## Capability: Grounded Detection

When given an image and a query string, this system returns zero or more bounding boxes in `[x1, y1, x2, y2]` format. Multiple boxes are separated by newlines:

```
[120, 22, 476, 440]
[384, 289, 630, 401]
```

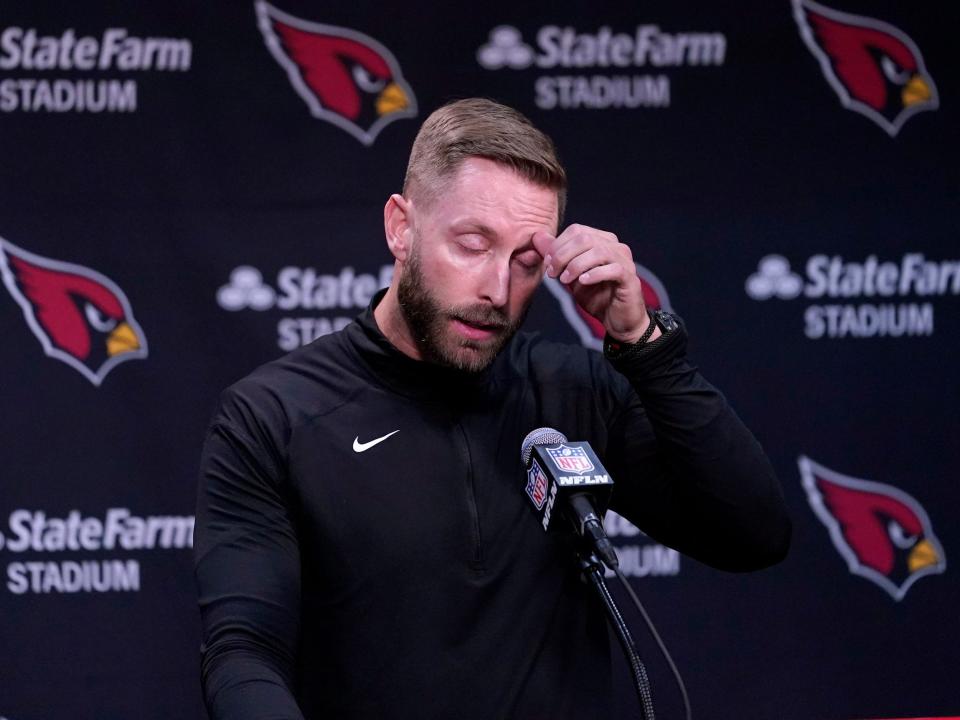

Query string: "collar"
[342, 288, 497, 401]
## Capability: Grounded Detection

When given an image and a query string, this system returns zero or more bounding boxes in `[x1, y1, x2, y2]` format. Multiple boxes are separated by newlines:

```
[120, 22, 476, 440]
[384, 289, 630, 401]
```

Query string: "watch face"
[655, 311, 678, 333]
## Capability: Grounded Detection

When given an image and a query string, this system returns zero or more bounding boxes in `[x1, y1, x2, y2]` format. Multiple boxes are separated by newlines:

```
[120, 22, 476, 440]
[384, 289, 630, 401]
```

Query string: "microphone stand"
[577, 548, 656, 720]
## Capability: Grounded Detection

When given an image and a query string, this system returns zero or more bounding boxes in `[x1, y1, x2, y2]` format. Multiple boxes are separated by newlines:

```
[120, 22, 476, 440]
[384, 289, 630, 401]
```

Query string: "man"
[195, 98, 791, 719]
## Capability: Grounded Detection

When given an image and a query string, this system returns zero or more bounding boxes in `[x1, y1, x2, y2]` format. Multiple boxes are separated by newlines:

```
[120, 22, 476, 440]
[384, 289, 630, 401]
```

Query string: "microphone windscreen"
[520, 427, 568, 467]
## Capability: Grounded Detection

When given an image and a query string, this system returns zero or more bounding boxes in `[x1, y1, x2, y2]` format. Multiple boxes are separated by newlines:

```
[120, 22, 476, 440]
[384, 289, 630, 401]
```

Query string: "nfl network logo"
[546, 444, 595, 473]
[526, 462, 549, 510]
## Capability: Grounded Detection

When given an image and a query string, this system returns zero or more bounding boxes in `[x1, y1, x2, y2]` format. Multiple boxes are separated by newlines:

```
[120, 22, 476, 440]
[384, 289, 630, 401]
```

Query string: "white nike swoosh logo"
[353, 430, 400, 453]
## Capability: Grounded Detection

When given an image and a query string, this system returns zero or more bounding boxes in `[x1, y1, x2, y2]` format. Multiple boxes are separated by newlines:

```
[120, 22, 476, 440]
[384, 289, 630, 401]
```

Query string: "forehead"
[434, 157, 559, 234]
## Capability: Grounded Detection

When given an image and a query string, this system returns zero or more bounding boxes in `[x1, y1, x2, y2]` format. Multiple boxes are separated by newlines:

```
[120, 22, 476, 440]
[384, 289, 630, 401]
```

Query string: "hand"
[532, 225, 659, 344]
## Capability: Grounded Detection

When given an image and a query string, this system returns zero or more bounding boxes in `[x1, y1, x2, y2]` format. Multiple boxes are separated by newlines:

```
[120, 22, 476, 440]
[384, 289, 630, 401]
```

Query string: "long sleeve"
[603, 325, 792, 572]
[194, 388, 305, 719]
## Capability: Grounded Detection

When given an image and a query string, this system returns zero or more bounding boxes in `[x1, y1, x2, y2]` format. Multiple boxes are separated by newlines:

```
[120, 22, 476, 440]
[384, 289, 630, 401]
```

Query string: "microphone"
[520, 427, 619, 569]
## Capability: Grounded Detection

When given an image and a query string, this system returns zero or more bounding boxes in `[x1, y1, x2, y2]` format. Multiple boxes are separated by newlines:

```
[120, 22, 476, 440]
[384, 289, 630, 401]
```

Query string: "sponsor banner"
[746, 253, 958, 339]
[603, 511, 680, 579]
[216, 263, 393, 350]
[0, 507, 194, 595]
[0, 25, 191, 113]
[476, 23, 725, 110]
[798, 456, 946, 600]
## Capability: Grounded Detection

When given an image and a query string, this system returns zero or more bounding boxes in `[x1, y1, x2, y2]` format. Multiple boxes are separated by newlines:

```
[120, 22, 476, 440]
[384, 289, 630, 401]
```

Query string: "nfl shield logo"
[546, 444, 595, 473]
[526, 461, 549, 510]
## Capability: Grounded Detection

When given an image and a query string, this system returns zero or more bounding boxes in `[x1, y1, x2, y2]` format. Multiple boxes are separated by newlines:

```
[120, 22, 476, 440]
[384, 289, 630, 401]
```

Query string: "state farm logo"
[0, 238, 148, 385]
[793, 0, 938, 136]
[0, 26, 191, 113]
[745, 256, 803, 300]
[216, 263, 393, 350]
[476, 23, 725, 110]
[477, 27, 534, 70]
[0, 507, 193, 595]
[799, 456, 946, 600]
[256, 1, 417, 145]
[745, 253, 958, 339]
[217, 267, 276, 311]
[545, 262, 672, 350]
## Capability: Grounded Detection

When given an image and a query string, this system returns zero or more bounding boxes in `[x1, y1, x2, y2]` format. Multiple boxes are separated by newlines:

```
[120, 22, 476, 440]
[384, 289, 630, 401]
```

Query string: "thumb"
[531, 230, 555, 259]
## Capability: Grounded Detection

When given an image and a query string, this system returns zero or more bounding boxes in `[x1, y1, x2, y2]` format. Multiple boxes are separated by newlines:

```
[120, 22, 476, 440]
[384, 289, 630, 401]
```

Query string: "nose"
[479, 256, 510, 309]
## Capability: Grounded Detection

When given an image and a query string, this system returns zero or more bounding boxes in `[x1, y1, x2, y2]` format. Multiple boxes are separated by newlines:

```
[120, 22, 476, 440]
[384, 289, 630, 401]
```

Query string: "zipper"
[453, 420, 484, 572]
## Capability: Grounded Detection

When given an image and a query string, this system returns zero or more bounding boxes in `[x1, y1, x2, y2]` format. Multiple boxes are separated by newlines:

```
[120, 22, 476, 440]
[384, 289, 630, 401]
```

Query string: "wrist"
[608, 311, 660, 348]
[603, 310, 685, 366]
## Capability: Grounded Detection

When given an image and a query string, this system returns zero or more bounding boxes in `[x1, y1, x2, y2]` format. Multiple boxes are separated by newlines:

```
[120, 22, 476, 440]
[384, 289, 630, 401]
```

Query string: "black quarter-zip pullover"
[195, 292, 791, 719]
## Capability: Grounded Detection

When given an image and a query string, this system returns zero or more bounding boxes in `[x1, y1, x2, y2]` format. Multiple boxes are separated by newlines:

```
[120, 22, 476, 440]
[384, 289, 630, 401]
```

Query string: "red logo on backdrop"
[255, 1, 418, 145]
[0, 238, 148, 386]
[544, 262, 672, 351]
[792, 0, 938, 136]
[798, 455, 946, 601]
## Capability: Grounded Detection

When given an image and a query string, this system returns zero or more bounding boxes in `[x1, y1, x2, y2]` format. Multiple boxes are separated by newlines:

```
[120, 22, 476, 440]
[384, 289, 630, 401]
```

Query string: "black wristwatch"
[603, 310, 686, 368]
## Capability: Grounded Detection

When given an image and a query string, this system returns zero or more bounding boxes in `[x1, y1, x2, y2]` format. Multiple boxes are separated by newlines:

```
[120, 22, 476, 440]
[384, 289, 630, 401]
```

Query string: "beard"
[397, 243, 529, 373]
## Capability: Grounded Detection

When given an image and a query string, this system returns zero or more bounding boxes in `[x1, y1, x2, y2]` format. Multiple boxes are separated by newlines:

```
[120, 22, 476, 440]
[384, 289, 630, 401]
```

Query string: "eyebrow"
[452, 220, 497, 237]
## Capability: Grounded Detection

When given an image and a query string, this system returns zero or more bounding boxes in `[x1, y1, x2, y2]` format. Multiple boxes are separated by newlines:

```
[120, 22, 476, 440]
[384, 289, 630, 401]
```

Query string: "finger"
[531, 230, 555, 255]
[549, 236, 596, 279]
[531, 231, 556, 269]
[574, 262, 628, 286]
[550, 226, 618, 277]
[557, 246, 617, 284]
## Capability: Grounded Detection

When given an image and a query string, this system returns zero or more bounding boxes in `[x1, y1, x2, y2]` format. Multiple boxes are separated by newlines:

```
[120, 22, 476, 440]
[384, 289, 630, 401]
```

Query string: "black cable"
[582, 557, 656, 719]
[613, 567, 692, 720]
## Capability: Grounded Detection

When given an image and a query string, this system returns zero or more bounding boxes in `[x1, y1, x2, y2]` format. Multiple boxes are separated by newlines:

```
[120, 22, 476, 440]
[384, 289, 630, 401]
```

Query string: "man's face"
[397, 157, 558, 372]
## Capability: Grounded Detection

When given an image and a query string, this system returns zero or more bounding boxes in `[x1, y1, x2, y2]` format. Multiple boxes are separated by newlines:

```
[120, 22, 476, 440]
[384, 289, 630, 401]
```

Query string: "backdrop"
[0, 1, 956, 718]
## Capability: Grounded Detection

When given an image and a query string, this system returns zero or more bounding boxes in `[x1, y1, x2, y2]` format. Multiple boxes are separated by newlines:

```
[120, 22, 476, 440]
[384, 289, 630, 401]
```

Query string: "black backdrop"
[1, 1, 957, 718]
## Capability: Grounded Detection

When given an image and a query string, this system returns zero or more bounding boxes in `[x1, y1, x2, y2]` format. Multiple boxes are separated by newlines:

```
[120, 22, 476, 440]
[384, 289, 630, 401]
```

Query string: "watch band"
[603, 310, 688, 373]
[634, 313, 660, 346]
[603, 310, 672, 355]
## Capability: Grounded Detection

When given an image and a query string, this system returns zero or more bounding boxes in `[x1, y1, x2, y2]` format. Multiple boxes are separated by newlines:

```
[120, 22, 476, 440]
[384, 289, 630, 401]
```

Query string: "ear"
[384, 193, 413, 262]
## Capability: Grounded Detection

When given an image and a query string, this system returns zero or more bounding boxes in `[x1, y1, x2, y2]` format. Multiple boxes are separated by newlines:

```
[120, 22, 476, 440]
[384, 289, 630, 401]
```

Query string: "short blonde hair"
[403, 98, 567, 225]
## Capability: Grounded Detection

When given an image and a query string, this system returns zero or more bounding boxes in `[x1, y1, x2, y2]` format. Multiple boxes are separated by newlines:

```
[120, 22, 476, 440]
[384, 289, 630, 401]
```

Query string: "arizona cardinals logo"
[0, 238, 148, 386]
[798, 455, 946, 600]
[544, 263, 672, 351]
[255, 1, 417, 145]
[792, 0, 938, 136]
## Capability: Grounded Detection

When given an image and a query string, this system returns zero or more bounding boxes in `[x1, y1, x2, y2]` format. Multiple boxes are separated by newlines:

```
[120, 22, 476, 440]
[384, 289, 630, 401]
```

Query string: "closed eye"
[513, 249, 542, 272]
[456, 235, 489, 253]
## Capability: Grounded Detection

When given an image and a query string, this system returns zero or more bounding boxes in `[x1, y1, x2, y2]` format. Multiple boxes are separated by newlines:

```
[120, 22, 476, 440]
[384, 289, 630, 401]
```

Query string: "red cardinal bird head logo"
[798, 456, 946, 600]
[792, 0, 938, 136]
[544, 263, 672, 351]
[256, 1, 417, 145]
[0, 239, 148, 386]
